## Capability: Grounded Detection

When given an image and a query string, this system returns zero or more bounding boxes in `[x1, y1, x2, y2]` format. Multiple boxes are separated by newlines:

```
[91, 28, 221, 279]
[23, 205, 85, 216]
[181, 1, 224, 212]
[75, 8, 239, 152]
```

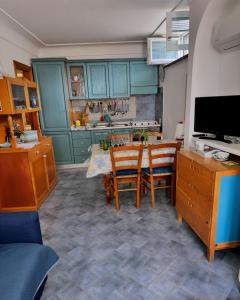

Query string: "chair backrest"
[136, 131, 163, 143]
[147, 131, 163, 140]
[146, 131, 163, 144]
[108, 133, 133, 145]
[110, 144, 143, 176]
[148, 142, 181, 172]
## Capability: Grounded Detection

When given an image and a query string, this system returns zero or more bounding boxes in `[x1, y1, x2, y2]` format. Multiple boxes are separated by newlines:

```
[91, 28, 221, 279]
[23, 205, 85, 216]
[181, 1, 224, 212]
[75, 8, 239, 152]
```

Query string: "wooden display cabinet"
[0, 77, 41, 115]
[0, 76, 57, 212]
[0, 76, 42, 147]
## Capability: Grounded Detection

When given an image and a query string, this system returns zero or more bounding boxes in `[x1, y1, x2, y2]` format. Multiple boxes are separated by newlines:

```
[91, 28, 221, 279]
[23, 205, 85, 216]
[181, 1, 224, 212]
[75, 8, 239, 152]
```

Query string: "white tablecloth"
[86, 142, 178, 178]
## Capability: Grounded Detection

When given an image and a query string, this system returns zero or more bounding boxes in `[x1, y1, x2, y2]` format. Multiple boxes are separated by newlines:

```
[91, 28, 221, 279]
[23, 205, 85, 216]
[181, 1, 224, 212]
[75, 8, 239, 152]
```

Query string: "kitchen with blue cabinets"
[32, 58, 160, 165]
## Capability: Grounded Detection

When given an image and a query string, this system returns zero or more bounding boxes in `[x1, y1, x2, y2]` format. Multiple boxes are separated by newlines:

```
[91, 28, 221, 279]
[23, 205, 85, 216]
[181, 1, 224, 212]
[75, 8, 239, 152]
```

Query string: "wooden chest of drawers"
[176, 150, 240, 261]
[0, 137, 57, 212]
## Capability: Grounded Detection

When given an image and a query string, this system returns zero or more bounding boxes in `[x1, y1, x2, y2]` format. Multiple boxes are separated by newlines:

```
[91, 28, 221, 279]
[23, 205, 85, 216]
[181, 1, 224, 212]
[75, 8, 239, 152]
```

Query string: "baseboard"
[57, 163, 88, 170]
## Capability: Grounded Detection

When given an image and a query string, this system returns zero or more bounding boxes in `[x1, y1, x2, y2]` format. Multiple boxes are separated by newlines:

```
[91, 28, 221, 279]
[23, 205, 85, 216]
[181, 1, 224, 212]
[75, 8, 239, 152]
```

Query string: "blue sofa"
[0, 212, 58, 300]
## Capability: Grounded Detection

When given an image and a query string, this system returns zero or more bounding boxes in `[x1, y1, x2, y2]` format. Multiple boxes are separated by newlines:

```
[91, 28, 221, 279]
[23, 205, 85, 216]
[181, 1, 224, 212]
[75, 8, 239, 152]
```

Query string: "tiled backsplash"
[136, 95, 156, 121]
[70, 94, 158, 122]
[71, 97, 136, 122]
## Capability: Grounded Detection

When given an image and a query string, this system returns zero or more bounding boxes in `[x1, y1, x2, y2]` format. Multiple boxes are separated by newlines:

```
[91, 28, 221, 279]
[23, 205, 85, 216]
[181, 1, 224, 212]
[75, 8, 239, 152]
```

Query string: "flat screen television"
[194, 95, 240, 143]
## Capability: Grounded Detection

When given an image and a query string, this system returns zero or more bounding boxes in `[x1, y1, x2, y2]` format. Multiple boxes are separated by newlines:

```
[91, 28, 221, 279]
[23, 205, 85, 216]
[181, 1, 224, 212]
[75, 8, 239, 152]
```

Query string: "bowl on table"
[212, 151, 230, 161]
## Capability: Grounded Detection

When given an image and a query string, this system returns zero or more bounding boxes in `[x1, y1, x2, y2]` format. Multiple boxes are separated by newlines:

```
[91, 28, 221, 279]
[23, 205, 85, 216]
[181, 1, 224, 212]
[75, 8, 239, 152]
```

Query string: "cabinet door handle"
[36, 151, 40, 155]
[43, 154, 47, 158]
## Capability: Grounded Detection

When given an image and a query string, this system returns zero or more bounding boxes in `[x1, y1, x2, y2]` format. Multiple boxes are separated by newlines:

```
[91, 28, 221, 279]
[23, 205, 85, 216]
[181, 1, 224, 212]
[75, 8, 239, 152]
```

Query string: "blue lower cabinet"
[72, 131, 91, 139]
[72, 139, 92, 150]
[43, 131, 73, 165]
[91, 130, 110, 144]
[71, 131, 92, 164]
[74, 155, 89, 164]
[73, 145, 91, 156]
[111, 128, 132, 134]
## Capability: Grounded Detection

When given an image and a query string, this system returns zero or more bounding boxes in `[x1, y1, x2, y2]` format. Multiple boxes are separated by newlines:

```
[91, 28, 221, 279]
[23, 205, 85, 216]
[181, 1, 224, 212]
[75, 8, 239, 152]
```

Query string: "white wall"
[161, 57, 188, 139]
[37, 42, 146, 59]
[0, 11, 39, 76]
[0, 10, 146, 77]
[184, 0, 240, 146]
[184, 0, 210, 147]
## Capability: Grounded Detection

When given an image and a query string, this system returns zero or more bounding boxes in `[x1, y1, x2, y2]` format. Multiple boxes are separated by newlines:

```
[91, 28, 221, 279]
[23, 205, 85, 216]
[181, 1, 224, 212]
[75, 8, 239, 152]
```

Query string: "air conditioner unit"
[213, 5, 240, 52]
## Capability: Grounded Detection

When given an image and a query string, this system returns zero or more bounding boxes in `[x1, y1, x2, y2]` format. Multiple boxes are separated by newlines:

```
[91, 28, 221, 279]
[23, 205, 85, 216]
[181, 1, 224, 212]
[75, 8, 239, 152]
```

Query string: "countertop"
[71, 124, 161, 131]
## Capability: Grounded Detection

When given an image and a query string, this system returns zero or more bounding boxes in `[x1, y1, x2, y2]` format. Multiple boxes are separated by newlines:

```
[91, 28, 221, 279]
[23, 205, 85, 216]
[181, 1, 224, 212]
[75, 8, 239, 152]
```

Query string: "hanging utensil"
[122, 100, 124, 115]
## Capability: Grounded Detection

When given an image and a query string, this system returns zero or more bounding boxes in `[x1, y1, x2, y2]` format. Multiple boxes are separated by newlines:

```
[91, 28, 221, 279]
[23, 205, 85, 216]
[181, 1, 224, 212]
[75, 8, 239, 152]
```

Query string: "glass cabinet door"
[68, 64, 88, 99]
[11, 84, 27, 110]
[28, 87, 39, 108]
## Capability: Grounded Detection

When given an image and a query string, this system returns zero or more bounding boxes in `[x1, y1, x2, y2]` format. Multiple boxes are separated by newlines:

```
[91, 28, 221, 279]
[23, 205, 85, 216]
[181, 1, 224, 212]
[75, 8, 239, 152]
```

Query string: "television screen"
[194, 96, 240, 137]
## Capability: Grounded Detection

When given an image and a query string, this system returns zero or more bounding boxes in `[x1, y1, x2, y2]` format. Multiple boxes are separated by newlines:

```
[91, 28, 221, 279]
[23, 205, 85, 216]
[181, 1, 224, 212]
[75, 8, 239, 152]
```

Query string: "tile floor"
[40, 168, 240, 300]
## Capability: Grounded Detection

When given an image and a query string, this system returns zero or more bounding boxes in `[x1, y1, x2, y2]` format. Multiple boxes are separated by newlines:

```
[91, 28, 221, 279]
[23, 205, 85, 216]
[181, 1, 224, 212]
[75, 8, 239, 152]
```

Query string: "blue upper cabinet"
[109, 61, 130, 98]
[67, 63, 88, 99]
[32, 61, 70, 131]
[130, 60, 158, 95]
[87, 62, 109, 99]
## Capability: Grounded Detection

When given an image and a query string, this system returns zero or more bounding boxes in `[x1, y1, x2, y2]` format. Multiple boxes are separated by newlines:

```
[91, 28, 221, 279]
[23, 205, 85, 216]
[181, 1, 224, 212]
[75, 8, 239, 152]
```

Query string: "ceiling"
[0, 0, 188, 46]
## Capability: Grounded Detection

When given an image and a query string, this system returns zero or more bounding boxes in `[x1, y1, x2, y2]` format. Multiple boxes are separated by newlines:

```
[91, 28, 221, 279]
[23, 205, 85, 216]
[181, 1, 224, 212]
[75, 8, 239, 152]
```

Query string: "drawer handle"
[43, 154, 47, 158]
[188, 183, 194, 190]
[193, 166, 199, 173]
[36, 151, 40, 155]
[46, 144, 50, 147]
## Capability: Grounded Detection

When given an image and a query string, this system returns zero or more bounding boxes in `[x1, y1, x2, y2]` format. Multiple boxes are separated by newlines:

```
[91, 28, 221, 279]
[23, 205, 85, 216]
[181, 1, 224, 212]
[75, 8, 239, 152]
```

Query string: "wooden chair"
[135, 131, 163, 143]
[110, 145, 143, 210]
[141, 142, 181, 208]
[108, 132, 133, 145]
[146, 131, 163, 140]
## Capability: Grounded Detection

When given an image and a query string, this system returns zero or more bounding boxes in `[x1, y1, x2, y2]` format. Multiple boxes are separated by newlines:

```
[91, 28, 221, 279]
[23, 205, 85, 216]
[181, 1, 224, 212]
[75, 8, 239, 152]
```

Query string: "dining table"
[86, 141, 178, 205]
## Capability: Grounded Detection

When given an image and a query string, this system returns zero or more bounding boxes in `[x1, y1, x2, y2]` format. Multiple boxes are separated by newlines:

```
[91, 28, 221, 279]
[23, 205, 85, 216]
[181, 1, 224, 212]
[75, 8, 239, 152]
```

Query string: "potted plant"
[135, 129, 148, 145]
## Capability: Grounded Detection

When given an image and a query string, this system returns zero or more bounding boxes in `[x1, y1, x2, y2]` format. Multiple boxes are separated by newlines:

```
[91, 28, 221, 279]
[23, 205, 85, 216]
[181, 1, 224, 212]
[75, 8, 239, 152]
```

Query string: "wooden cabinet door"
[45, 147, 56, 187]
[31, 155, 48, 204]
[0, 153, 36, 210]
[32, 61, 70, 131]
[109, 61, 130, 98]
[87, 62, 109, 99]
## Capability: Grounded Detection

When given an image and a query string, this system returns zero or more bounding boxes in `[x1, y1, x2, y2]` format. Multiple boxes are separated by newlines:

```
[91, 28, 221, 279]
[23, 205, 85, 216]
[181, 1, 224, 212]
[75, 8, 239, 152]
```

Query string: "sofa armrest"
[0, 212, 43, 244]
